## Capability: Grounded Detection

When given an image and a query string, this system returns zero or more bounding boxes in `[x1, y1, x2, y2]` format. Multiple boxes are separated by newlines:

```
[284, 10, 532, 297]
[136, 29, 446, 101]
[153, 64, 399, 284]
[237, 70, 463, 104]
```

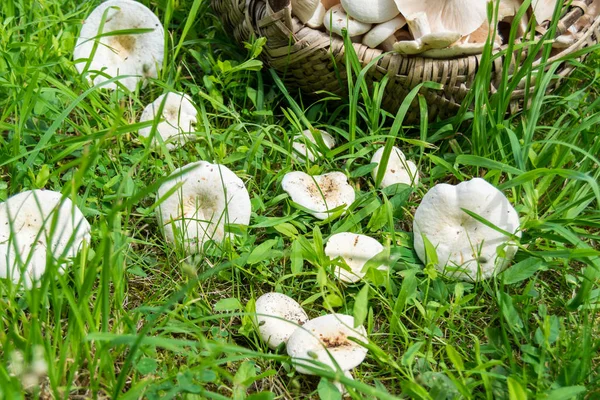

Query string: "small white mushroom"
[340, 0, 400, 24]
[393, 0, 488, 36]
[292, 129, 336, 162]
[286, 314, 368, 375]
[393, 13, 461, 55]
[362, 15, 407, 49]
[138, 92, 197, 150]
[254, 292, 309, 349]
[413, 178, 521, 282]
[282, 171, 355, 220]
[325, 232, 388, 283]
[323, 4, 372, 37]
[0, 190, 91, 286]
[156, 161, 251, 254]
[371, 146, 419, 188]
[73, 0, 165, 91]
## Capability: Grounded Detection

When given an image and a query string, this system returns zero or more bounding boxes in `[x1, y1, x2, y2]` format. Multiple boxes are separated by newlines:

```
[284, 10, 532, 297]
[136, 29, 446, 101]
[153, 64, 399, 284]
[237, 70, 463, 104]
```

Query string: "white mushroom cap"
[0, 190, 91, 286]
[254, 292, 309, 349]
[306, 2, 328, 28]
[393, 0, 488, 36]
[340, 0, 400, 24]
[286, 314, 368, 374]
[255, 292, 308, 349]
[325, 232, 388, 283]
[292, 129, 336, 162]
[532, 0, 559, 22]
[323, 5, 372, 37]
[138, 92, 198, 150]
[73, 0, 164, 91]
[362, 15, 407, 48]
[413, 178, 521, 281]
[281, 171, 355, 220]
[292, 0, 322, 24]
[156, 161, 251, 254]
[371, 146, 419, 188]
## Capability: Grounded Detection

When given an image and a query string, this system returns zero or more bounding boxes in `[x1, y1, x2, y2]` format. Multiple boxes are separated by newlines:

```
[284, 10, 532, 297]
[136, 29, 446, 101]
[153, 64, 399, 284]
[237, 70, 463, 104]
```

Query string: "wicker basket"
[212, 0, 599, 121]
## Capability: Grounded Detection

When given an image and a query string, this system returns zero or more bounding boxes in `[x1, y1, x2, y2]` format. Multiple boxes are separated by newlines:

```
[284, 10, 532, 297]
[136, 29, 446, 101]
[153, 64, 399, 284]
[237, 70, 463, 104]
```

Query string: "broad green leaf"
[446, 345, 465, 372]
[502, 258, 545, 285]
[247, 239, 277, 265]
[507, 377, 528, 400]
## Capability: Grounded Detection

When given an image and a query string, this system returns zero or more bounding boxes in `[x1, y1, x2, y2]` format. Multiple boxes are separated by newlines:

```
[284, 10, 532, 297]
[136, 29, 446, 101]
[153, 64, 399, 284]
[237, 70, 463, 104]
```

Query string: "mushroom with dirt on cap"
[0, 190, 91, 287]
[138, 92, 198, 150]
[286, 313, 368, 375]
[156, 161, 251, 255]
[325, 232, 389, 283]
[412, 178, 521, 281]
[281, 171, 355, 220]
[73, 0, 165, 91]
[253, 292, 309, 349]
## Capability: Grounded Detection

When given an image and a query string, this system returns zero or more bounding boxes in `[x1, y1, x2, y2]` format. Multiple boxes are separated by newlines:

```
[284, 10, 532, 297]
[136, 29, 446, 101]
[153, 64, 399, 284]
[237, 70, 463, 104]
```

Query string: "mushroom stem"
[333, 370, 354, 397]
[407, 12, 431, 39]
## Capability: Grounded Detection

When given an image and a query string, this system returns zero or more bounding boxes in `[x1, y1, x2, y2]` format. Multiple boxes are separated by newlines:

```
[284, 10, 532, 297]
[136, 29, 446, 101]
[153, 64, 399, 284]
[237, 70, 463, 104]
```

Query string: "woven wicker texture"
[212, 0, 599, 121]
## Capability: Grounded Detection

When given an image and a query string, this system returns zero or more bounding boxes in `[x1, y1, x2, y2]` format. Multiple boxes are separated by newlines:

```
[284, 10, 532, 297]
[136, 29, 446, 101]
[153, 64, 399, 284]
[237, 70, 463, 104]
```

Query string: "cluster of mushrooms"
[1, 0, 524, 393]
[291, 0, 599, 56]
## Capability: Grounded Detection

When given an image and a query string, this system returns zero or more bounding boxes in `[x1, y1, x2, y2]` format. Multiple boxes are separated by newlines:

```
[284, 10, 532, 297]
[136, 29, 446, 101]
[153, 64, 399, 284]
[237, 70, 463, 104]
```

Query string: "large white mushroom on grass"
[412, 178, 521, 281]
[156, 161, 251, 255]
[73, 0, 165, 91]
[286, 314, 368, 377]
[325, 232, 388, 283]
[138, 92, 198, 149]
[281, 171, 355, 220]
[0, 190, 91, 287]
[253, 292, 309, 349]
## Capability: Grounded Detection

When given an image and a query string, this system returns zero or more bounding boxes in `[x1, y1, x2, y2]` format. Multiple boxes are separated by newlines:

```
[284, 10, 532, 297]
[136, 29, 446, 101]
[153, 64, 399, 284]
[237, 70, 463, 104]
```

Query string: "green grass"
[0, 0, 599, 398]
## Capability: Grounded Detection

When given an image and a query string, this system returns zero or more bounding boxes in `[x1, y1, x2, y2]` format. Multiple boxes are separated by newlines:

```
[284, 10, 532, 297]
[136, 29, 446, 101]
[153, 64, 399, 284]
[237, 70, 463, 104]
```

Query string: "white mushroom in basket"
[73, 0, 165, 91]
[394, 0, 488, 36]
[292, 0, 342, 28]
[422, 21, 503, 58]
[362, 15, 407, 50]
[394, 12, 461, 55]
[324, 4, 372, 37]
[413, 178, 521, 282]
[341, 0, 400, 24]
[281, 171, 355, 220]
[532, 0, 561, 22]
